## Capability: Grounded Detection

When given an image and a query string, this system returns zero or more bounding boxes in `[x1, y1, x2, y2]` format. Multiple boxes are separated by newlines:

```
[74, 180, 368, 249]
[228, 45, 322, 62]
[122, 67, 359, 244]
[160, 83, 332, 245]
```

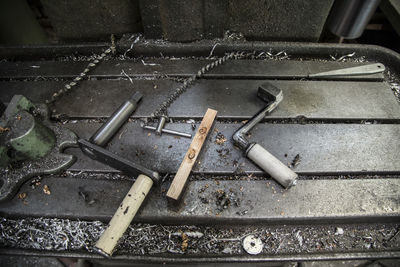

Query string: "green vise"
[0, 95, 77, 201]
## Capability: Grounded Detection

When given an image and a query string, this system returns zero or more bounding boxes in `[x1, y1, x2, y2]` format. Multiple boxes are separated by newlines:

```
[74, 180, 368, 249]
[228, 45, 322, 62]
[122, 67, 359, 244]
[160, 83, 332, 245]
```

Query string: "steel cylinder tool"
[78, 92, 160, 257]
[232, 82, 298, 188]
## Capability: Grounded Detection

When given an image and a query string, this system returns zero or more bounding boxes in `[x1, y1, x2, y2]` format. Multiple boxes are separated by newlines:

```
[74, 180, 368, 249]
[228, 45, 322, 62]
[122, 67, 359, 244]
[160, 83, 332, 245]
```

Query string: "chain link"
[147, 52, 243, 122]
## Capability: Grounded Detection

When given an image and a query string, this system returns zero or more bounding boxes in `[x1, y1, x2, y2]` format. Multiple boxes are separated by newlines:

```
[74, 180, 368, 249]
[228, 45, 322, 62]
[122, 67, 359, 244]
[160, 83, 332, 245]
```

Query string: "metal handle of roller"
[90, 92, 142, 147]
[246, 143, 298, 188]
[94, 174, 153, 257]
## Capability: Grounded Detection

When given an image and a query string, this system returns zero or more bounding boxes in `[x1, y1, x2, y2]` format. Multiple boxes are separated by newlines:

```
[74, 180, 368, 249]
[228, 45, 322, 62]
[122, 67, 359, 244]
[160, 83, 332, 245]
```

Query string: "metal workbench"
[0, 39, 399, 264]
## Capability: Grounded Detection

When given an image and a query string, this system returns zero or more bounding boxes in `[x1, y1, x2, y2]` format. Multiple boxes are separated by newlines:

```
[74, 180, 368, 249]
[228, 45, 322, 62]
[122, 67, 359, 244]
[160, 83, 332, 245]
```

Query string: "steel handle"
[246, 143, 297, 188]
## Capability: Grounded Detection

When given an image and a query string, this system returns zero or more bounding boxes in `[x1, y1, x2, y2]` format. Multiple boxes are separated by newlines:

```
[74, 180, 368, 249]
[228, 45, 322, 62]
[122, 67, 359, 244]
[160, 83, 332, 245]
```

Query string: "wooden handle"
[94, 174, 153, 257]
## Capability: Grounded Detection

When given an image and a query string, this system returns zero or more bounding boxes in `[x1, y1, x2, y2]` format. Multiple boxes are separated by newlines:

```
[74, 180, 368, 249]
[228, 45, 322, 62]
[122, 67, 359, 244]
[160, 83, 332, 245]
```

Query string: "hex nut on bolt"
[242, 235, 263, 255]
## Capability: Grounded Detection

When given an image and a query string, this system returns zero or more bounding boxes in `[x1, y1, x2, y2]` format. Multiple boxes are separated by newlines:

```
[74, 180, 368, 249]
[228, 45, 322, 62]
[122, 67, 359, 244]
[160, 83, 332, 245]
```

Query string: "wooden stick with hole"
[166, 108, 217, 200]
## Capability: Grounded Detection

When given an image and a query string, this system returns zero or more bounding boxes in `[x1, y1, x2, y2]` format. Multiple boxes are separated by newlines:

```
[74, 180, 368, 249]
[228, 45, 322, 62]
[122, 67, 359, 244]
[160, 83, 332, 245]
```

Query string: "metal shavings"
[43, 185, 51, 195]
[295, 230, 303, 246]
[290, 154, 301, 168]
[172, 231, 204, 238]
[223, 30, 245, 41]
[0, 127, 10, 133]
[141, 59, 160, 66]
[330, 52, 356, 62]
[18, 192, 27, 200]
[215, 132, 227, 145]
[0, 217, 399, 256]
[122, 34, 143, 59]
[208, 43, 220, 58]
[335, 227, 344, 235]
[30, 177, 42, 189]
[389, 82, 400, 102]
[180, 231, 189, 251]
[121, 69, 134, 84]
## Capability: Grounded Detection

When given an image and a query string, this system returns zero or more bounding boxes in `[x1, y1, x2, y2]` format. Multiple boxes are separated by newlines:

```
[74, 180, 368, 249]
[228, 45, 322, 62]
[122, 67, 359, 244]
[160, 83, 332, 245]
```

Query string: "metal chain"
[45, 47, 113, 104]
[147, 51, 240, 122]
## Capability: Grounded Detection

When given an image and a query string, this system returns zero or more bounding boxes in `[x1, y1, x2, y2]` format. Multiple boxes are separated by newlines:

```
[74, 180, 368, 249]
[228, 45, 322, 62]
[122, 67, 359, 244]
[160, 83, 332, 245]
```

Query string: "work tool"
[166, 108, 217, 200]
[141, 124, 192, 138]
[0, 95, 77, 202]
[308, 63, 385, 78]
[232, 83, 297, 188]
[78, 92, 160, 257]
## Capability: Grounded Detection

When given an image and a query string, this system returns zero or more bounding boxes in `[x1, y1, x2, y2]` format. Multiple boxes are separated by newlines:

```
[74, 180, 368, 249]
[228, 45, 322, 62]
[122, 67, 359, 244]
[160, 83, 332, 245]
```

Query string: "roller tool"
[232, 82, 298, 188]
[78, 92, 160, 257]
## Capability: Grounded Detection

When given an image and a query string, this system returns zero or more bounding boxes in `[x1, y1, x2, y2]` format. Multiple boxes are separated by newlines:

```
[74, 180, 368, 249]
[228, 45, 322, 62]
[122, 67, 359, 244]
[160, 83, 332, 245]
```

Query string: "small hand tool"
[142, 116, 192, 138]
[78, 92, 160, 257]
[232, 83, 298, 189]
[308, 63, 384, 78]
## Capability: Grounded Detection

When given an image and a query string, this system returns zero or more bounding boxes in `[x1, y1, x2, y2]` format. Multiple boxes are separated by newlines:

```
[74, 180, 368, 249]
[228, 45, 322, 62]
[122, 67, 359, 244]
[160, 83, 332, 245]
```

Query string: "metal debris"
[335, 227, 344, 235]
[121, 69, 134, 84]
[290, 154, 301, 168]
[43, 185, 51, 195]
[389, 82, 400, 102]
[330, 52, 356, 62]
[215, 132, 227, 145]
[0, 217, 399, 256]
[141, 59, 160, 66]
[242, 235, 263, 255]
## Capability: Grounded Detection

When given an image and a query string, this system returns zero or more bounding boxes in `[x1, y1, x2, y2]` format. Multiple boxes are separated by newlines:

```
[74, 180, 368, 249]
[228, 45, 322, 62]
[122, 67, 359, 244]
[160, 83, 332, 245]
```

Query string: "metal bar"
[78, 139, 159, 182]
[89, 92, 142, 146]
[143, 125, 192, 138]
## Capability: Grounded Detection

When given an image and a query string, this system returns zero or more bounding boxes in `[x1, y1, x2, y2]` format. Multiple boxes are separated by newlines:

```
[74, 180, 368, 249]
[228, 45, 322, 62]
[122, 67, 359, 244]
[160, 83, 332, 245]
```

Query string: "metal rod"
[143, 125, 192, 138]
[155, 116, 167, 135]
[89, 92, 142, 146]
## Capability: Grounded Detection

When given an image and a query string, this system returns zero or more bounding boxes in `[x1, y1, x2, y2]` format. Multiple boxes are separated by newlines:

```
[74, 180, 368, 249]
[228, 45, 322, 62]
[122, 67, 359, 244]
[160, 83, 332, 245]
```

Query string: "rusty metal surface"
[0, 176, 399, 224]
[63, 122, 400, 174]
[0, 80, 398, 120]
[0, 60, 384, 80]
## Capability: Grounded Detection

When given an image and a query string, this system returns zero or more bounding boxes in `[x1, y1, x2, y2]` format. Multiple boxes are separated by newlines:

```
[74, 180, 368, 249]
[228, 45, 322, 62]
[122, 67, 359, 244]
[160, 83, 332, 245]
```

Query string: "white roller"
[247, 143, 298, 188]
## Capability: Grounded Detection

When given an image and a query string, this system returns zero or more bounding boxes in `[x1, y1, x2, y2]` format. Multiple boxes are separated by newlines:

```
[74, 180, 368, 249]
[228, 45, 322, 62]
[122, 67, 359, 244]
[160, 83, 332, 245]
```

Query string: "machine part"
[0, 95, 77, 202]
[94, 174, 153, 257]
[155, 115, 167, 135]
[78, 139, 159, 183]
[142, 125, 192, 138]
[327, 0, 381, 39]
[167, 108, 217, 201]
[90, 92, 143, 146]
[6, 110, 56, 160]
[242, 235, 263, 255]
[308, 63, 385, 78]
[232, 83, 298, 188]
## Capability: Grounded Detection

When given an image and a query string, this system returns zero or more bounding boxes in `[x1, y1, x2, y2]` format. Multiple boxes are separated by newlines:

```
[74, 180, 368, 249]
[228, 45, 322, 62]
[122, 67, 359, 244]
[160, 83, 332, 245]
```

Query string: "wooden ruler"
[166, 108, 217, 200]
